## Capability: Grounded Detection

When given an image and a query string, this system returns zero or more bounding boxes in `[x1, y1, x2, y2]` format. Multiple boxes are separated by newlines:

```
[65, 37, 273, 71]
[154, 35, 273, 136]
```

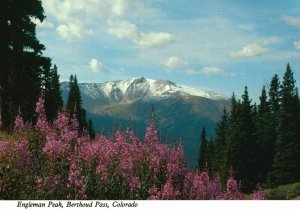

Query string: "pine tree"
[67, 75, 76, 115]
[207, 139, 215, 177]
[213, 108, 229, 185]
[44, 64, 63, 122]
[223, 93, 240, 186]
[198, 127, 208, 171]
[87, 119, 96, 139]
[255, 85, 275, 183]
[269, 74, 280, 114]
[269, 64, 300, 186]
[0, 0, 49, 129]
[227, 88, 257, 192]
[67, 75, 87, 132]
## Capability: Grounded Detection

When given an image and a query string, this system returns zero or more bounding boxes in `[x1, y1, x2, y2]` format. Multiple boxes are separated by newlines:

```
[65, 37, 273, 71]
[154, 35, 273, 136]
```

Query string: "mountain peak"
[61, 77, 227, 104]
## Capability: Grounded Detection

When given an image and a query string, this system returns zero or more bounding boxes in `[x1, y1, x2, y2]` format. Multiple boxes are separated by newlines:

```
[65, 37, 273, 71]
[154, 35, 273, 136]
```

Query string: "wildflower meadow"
[0, 97, 263, 200]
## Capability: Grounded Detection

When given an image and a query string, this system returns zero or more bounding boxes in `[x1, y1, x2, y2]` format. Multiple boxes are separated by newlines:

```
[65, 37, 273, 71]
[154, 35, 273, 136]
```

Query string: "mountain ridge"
[61, 76, 228, 104]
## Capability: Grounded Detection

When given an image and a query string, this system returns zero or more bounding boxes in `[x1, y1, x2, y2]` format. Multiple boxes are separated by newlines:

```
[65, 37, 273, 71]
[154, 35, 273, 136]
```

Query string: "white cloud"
[43, 0, 132, 24]
[31, 18, 54, 29]
[89, 58, 105, 73]
[283, 16, 300, 26]
[201, 66, 225, 75]
[107, 20, 140, 40]
[43, 0, 140, 41]
[138, 32, 173, 48]
[163, 56, 187, 69]
[107, 20, 173, 48]
[294, 40, 300, 50]
[186, 67, 225, 75]
[230, 43, 269, 58]
[56, 23, 91, 41]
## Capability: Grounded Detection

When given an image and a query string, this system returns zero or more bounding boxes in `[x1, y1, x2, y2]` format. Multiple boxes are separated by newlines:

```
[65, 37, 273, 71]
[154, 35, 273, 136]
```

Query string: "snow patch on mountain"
[61, 77, 226, 103]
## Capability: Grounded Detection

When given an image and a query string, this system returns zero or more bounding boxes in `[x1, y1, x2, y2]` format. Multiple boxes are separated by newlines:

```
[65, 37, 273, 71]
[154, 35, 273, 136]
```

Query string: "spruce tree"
[207, 139, 215, 177]
[87, 119, 96, 139]
[0, 0, 49, 129]
[198, 127, 208, 171]
[43, 64, 63, 122]
[269, 74, 280, 114]
[213, 108, 229, 186]
[269, 64, 300, 186]
[224, 93, 241, 186]
[255, 85, 275, 183]
[67, 75, 87, 131]
[227, 88, 257, 192]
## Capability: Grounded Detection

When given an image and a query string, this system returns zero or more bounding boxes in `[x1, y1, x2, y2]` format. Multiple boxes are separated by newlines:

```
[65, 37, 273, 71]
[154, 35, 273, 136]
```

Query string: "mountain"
[61, 77, 230, 166]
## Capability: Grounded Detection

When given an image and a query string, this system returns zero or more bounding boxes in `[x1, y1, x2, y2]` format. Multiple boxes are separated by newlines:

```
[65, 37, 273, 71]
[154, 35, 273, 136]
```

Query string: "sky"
[34, 0, 300, 101]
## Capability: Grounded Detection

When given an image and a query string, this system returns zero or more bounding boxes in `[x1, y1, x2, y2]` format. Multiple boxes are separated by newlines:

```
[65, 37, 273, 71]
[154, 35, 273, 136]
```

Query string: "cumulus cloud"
[294, 40, 300, 50]
[89, 58, 105, 73]
[31, 18, 54, 29]
[107, 20, 174, 48]
[43, 0, 132, 24]
[163, 56, 187, 69]
[56, 23, 91, 41]
[107, 20, 140, 40]
[186, 67, 224, 75]
[138, 32, 174, 48]
[42, 0, 139, 41]
[283, 15, 300, 26]
[230, 43, 269, 58]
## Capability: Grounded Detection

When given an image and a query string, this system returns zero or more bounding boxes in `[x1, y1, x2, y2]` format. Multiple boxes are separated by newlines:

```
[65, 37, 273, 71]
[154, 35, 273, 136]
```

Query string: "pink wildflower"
[67, 156, 87, 199]
[13, 138, 30, 167]
[251, 185, 265, 200]
[43, 138, 68, 158]
[147, 186, 162, 200]
[144, 123, 158, 144]
[161, 180, 181, 200]
[14, 114, 24, 132]
[0, 141, 9, 159]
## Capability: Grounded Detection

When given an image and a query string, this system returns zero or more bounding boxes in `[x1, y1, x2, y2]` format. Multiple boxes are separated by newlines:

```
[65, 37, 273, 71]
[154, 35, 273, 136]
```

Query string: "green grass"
[264, 182, 300, 200]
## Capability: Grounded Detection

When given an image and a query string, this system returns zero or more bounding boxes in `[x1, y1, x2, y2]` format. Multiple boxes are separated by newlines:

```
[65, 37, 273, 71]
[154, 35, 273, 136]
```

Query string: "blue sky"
[34, 0, 300, 100]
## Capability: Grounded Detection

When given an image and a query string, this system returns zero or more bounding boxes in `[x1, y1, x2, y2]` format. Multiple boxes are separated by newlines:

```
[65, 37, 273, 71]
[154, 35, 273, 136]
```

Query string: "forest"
[198, 64, 300, 193]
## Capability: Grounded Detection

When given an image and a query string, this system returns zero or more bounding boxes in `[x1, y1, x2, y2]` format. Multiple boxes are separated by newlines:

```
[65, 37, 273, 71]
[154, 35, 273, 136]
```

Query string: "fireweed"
[0, 97, 264, 200]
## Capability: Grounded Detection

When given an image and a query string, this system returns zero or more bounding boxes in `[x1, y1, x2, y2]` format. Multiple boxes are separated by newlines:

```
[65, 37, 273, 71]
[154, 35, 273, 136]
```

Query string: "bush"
[264, 183, 300, 200]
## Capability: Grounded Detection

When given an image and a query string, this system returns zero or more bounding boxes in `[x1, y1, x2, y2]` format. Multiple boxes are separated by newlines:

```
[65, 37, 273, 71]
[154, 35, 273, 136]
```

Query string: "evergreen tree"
[198, 127, 208, 171]
[213, 108, 229, 185]
[262, 75, 281, 184]
[227, 87, 257, 192]
[207, 139, 215, 177]
[255, 85, 275, 183]
[258, 86, 269, 114]
[223, 93, 240, 185]
[44, 64, 63, 122]
[269, 64, 300, 186]
[269, 74, 280, 114]
[66, 75, 87, 131]
[0, 0, 49, 129]
[87, 119, 96, 139]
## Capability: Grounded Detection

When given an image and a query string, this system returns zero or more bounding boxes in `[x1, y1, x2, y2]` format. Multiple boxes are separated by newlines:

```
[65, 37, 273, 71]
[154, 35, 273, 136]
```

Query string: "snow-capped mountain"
[61, 77, 226, 104]
[61, 77, 230, 166]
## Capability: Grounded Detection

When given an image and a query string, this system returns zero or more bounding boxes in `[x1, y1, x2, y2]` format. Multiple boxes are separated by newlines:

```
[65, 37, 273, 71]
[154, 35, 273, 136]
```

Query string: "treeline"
[198, 64, 300, 192]
[0, 0, 94, 137]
